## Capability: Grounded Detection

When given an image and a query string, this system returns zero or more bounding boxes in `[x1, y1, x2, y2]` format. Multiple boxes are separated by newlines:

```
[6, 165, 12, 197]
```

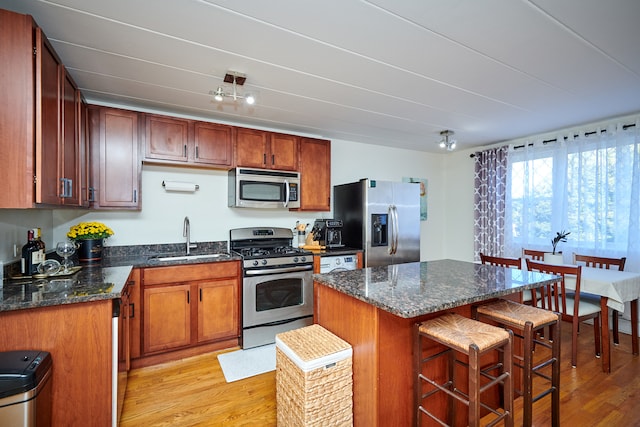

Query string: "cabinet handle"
[183, 144, 187, 157]
[199, 288, 202, 301]
[133, 189, 137, 203]
[129, 303, 135, 319]
[187, 290, 190, 304]
[271, 154, 275, 165]
[195, 146, 199, 159]
[263, 153, 266, 165]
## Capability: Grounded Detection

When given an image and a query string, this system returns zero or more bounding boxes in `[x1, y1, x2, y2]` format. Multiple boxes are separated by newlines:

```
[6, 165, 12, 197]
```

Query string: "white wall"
[0, 136, 459, 263]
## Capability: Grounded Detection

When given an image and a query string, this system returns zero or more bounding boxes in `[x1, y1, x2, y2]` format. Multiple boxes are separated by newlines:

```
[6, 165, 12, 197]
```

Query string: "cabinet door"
[270, 133, 299, 171]
[298, 137, 331, 211]
[60, 69, 81, 206]
[143, 284, 191, 354]
[35, 28, 62, 205]
[235, 128, 269, 168]
[0, 10, 35, 208]
[193, 122, 233, 167]
[90, 106, 140, 209]
[128, 269, 141, 360]
[145, 114, 189, 162]
[197, 279, 239, 343]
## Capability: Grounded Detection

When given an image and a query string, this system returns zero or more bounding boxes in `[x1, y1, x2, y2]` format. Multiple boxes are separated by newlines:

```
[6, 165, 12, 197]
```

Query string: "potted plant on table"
[544, 230, 570, 264]
[67, 221, 114, 262]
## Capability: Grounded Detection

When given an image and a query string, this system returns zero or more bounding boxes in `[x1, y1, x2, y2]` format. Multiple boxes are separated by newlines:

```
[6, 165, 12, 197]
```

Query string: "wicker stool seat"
[414, 313, 514, 427]
[476, 299, 560, 427]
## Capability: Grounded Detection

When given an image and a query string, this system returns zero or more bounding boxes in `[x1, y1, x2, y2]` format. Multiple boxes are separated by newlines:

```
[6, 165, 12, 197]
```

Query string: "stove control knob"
[252, 260, 259, 267]
[261, 259, 268, 265]
[293, 257, 299, 263]
[300, 256, 306, 262]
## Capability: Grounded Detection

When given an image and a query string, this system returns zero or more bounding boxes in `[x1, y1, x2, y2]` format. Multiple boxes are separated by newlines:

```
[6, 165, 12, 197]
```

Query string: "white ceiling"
[3, 0, 640, 152]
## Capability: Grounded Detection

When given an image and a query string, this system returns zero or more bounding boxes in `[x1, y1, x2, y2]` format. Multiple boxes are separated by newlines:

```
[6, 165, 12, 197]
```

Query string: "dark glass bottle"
[21, 229, 38, 275]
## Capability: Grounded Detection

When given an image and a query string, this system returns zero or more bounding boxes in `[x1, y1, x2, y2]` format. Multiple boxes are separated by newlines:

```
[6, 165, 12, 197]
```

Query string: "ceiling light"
[209, 71, 256, 105]
[439, 130, 456, 151]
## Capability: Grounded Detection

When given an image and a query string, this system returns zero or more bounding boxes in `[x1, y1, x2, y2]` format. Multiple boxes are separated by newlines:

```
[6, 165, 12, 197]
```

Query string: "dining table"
[567, 266, 640, 373]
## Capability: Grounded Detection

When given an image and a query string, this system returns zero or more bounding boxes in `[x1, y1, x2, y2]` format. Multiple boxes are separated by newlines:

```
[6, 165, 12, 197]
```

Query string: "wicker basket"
[275, 324, 353, 426]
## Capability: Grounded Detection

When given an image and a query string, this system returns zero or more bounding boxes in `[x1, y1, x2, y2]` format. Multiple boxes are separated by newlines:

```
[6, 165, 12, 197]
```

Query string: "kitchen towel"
[217, 344, 276, 383]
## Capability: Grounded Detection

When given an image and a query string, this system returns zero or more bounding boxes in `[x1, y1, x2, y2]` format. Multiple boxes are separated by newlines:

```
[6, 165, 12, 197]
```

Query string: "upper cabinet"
[88, 106, 141, 210]
[298, 137, 331, 211]
[0, 9, 86, 208]
[235, 128, 298, 171]
[143, 113, 233, 169]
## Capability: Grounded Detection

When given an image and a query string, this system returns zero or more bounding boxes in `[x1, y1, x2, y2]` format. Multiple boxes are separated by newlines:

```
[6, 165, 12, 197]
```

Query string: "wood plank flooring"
[120, 325, 640, 426]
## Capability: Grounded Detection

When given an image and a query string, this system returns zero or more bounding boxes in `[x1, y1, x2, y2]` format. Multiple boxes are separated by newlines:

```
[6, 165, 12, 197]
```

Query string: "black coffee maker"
[313, 219, 344, 248]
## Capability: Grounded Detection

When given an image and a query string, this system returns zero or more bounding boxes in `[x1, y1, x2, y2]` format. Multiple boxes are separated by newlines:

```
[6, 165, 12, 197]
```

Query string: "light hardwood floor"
[121, 325, 640, 426]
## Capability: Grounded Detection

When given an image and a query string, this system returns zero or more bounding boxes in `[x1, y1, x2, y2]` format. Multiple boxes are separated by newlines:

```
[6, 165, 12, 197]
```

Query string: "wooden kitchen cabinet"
[143, 283, 192, 353]
[192, 121, 234, 167]
[144, 113, 190, 162]
[128, 268, 142, 360]
[0, 300, 113, 426]
[139, 261, 241, 363]
[235, 128, 299, 171]
[197, 278, 239, 343]
[143, 113, 234, 168]
[0, 9, 86, 208]
[89, 105, 141, 209]
[298, 137, 331, 211]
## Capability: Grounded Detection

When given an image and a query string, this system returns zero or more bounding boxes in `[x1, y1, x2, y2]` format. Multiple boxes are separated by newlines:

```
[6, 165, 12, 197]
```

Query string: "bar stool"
[475, 299, 560, 427]
[414, 313, 514, 427]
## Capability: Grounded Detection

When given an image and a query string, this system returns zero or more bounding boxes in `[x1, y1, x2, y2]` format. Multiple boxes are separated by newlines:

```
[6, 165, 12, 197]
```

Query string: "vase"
[543, 252, 564, 264]
[77, 238, 104, 263]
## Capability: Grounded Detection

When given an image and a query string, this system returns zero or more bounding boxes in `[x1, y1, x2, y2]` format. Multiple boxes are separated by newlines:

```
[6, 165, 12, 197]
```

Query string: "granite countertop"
[0, 241, 242, 313]
[0, 265, 133, 312]
[313, 259, 558, 319]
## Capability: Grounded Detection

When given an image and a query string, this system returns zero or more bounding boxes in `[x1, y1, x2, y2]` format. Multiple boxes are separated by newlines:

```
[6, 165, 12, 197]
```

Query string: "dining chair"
[522, 248, 545, 261]
[526, 259, 602, 367]
[480, 253, 531, 304]
[573, 254, 627, 344]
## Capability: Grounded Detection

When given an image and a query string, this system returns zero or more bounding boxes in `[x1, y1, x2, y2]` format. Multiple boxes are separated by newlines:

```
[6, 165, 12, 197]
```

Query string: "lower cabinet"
[139, 261, 241, 361]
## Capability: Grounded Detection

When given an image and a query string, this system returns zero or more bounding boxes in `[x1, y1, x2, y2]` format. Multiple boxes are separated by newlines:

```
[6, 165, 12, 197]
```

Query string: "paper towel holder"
[162, 180, 200, 192]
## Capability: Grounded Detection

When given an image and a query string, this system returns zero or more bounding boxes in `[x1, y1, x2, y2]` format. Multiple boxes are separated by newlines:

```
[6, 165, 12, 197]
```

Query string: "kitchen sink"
[151, 253, 232, 262]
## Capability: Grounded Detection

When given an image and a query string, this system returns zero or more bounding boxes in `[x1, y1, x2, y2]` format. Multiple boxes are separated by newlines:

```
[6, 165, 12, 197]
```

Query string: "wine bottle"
[21, 229, 37, 275]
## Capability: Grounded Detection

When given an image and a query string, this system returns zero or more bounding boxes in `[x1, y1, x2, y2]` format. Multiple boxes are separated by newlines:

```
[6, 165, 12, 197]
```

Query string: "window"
[505, 122, 640, 269]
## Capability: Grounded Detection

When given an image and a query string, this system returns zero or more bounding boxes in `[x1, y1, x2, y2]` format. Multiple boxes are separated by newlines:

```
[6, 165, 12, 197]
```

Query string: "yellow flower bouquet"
[67, 221, 114, 240]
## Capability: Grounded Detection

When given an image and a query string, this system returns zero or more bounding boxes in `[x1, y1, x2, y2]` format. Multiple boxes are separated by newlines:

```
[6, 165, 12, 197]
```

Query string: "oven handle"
[245, 315, 312, 329]
[245, 265, 313, 275]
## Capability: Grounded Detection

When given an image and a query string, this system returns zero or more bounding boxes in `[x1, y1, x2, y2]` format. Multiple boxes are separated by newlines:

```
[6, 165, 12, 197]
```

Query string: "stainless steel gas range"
[230, 227, 314, 349]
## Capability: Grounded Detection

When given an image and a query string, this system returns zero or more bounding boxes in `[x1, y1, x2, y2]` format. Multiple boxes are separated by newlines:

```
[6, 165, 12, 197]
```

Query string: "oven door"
[243, 269, 312, 327]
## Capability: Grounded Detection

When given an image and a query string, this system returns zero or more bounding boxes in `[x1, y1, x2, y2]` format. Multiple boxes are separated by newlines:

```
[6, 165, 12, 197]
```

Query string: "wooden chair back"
[480, 253, 522, 269]
[525, 259, 583, 320]
[572, 254, 626, 271]
[522, 248, 545, 261]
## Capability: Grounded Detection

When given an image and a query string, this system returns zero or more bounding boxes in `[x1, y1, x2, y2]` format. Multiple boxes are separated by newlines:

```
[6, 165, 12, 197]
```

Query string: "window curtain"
[505, 119, 640, 272]
[473, 145, 508, 260]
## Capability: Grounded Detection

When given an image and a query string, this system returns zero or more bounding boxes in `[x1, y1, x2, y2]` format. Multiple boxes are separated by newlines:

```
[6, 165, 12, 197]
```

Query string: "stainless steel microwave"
[228, 167, 301, 209]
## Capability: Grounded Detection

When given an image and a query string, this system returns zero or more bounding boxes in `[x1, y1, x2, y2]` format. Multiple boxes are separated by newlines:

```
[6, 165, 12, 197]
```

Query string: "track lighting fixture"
[209, 71, 255, 105]
[439, 130, 456, 151]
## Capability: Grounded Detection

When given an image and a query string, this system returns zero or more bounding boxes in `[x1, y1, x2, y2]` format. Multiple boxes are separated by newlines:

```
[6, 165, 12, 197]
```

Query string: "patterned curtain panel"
[473, 146, 508, 260]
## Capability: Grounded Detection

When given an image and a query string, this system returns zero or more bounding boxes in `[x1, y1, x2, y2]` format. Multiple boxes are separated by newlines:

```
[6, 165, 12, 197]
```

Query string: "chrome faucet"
[183, 216, 197, 255]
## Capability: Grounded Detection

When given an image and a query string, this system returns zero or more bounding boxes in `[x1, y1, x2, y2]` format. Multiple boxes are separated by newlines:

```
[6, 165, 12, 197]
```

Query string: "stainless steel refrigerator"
[334, 178, 420, 267]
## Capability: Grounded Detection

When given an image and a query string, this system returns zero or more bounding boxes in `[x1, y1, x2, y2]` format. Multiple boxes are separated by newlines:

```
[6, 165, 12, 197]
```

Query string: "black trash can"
[0, 351, 52, 427]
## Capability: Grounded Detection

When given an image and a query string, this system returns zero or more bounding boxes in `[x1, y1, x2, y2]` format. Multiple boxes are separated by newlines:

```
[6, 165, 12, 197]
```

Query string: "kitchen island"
[313, 259, 558, 426]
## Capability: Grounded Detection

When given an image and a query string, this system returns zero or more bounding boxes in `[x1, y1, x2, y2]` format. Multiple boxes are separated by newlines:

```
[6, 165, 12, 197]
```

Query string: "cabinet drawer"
[143, 261, 239, 285]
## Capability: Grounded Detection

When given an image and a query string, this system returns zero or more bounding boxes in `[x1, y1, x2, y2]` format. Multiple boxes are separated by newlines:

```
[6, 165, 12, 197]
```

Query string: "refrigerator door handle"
[390, 205, 399, 254]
